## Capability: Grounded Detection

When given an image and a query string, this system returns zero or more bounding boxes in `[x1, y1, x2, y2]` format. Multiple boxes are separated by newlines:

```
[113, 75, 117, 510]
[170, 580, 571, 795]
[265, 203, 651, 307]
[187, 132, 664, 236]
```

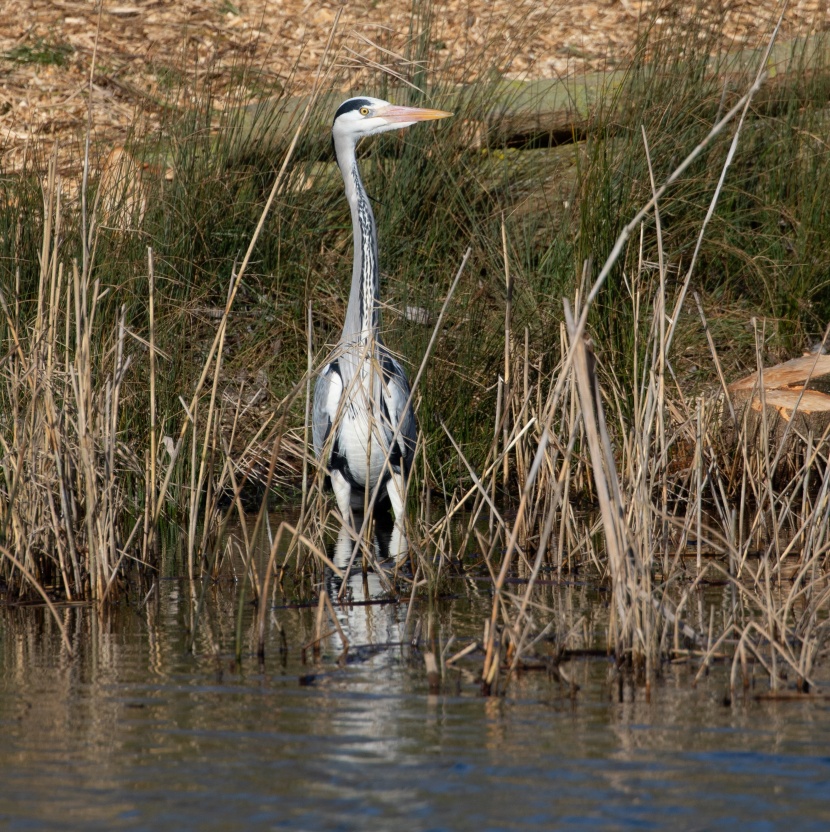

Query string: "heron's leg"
[331, 470, 353, 524]
[385, 472, 406, 521]
[385, 473, 409, 562]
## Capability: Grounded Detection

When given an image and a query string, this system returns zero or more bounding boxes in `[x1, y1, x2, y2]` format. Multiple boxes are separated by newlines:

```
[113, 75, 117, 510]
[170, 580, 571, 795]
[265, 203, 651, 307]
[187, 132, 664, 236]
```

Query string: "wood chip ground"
[1, 1, 828, 173]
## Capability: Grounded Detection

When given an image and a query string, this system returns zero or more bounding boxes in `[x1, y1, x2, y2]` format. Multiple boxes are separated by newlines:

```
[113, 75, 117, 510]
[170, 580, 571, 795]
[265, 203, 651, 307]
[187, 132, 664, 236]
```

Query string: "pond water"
[1, 522, 830, 831]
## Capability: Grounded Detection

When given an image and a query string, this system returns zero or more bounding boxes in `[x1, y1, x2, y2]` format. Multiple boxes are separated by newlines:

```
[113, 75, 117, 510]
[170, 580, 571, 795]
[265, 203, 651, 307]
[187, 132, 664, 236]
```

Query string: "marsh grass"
[1, 5, 830, 694]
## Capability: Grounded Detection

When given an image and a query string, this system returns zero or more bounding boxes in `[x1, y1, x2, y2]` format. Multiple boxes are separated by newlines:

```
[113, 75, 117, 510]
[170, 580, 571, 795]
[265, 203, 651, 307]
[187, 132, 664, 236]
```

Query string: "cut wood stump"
[727, 355, 830, 451]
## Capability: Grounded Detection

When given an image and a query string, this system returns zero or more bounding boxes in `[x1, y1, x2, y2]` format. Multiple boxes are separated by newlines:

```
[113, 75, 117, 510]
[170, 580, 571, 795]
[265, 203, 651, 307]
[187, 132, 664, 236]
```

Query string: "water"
[2, 531, 830, 831]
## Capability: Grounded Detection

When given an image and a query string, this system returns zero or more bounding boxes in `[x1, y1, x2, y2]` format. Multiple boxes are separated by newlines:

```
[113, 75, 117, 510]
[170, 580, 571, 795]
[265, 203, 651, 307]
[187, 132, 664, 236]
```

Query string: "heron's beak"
[375, 104, 453, 124]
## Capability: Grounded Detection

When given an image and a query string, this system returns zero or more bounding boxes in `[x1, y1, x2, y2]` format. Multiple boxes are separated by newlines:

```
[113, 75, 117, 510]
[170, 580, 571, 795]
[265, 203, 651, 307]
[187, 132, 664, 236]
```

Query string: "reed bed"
[0, 6, 829, 694]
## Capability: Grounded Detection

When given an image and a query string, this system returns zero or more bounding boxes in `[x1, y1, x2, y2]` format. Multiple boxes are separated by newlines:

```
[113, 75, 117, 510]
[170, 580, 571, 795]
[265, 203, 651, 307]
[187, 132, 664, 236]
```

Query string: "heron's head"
[332, 96, 452, 145]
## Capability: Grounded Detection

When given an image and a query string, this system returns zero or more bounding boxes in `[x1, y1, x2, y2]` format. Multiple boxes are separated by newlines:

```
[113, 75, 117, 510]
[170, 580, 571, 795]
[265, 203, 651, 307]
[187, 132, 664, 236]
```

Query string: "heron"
[312, 96, 452, 533]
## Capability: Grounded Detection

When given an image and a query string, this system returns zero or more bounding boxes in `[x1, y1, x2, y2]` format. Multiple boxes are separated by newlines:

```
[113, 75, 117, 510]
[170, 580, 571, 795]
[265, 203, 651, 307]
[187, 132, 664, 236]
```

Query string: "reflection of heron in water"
[327, 514, 397, 598]
[323, 517, 405, 650]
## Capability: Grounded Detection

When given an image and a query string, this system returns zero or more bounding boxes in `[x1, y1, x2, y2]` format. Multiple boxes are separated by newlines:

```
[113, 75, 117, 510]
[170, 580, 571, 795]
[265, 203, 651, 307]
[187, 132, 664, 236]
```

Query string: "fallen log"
[229, 34, 830, 157]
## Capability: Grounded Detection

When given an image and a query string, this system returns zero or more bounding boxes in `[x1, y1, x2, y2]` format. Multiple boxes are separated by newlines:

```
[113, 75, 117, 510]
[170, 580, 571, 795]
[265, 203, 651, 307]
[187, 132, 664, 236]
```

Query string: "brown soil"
[1, 1, 827, 173]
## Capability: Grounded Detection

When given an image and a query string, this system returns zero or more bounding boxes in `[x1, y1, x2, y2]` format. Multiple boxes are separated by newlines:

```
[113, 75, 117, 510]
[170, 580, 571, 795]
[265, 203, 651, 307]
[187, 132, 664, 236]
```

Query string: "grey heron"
[312, 96, 452, 530]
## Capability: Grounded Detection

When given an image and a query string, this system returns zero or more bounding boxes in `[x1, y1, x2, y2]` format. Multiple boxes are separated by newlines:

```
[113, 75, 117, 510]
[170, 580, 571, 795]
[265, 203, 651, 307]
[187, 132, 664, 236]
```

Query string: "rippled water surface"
[2, 536, 830, 831]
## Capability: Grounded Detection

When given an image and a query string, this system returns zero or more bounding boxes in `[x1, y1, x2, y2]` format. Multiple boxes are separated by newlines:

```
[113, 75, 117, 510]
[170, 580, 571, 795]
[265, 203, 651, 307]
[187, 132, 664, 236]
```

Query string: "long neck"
[335, 134, 380, 344]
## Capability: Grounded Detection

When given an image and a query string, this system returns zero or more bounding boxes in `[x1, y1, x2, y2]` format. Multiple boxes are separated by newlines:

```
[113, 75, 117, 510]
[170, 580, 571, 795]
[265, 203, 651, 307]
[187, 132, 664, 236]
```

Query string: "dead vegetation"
[0, 4, 829, 701]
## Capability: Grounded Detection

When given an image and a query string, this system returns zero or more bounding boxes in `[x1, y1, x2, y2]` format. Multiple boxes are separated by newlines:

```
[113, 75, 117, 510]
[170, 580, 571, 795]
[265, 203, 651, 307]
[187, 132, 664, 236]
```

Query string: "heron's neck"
[335, 136, 380, 345]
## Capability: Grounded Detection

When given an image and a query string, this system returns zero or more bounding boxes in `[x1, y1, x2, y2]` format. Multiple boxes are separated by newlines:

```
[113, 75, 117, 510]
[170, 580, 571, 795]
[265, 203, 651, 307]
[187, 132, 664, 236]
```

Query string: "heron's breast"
[336, 404, 389, 486]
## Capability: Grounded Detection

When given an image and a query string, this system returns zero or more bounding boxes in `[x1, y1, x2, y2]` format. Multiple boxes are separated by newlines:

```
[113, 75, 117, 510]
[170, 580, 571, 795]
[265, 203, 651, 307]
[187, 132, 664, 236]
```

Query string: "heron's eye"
[359, 106, 370, 116]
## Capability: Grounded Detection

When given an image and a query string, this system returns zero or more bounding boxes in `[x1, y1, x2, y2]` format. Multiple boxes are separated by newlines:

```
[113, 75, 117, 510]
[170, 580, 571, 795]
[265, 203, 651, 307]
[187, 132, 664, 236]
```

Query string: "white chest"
[337, 389, 389, 487]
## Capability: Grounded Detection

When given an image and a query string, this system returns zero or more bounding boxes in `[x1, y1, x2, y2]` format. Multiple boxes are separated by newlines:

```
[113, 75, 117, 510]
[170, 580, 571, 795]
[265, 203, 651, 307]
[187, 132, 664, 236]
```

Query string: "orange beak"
[374, 104, 453, 124]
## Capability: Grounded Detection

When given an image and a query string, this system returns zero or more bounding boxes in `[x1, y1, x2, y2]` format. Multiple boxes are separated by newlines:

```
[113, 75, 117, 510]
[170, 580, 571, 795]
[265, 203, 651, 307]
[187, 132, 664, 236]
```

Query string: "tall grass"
[1, 5, 830, 693]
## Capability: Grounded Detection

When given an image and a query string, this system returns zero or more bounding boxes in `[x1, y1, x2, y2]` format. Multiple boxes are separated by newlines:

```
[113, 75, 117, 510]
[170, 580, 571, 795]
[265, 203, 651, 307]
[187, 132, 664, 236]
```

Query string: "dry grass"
[0, 152, 143, 619]
[1, 5, 829, 703]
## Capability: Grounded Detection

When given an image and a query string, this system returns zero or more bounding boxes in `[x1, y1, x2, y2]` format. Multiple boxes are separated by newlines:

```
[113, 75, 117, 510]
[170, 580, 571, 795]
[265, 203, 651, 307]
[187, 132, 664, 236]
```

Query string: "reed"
[1, 3, 829, 697]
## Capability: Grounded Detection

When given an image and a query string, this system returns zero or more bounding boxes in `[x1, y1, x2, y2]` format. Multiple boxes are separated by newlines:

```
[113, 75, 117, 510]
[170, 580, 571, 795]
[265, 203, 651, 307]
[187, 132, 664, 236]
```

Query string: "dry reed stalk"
[299, 301, 314, 521]
[304, 592, 344, 661]
[491, 375, 502, 537]
[162, 16, 351, 647]
[143, 248, 157, 565]
[565, 302, 645, 656]
[502, 216, 512, 492]
[186, 268, 236, 580]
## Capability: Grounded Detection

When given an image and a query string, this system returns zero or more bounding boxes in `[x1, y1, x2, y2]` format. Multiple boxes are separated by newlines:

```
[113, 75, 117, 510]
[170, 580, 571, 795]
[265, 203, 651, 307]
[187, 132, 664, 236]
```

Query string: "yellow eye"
[359, 106, 370, 116]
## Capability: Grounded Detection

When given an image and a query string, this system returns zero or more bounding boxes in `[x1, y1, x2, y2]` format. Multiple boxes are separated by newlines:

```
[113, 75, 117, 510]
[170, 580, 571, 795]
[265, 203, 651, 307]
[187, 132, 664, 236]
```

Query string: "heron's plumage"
[312, 96, 450, 522]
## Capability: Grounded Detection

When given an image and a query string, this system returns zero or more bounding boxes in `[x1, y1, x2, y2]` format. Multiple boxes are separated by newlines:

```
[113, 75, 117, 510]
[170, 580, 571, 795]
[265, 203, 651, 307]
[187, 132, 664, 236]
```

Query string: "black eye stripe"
[334, 98, 374, 122]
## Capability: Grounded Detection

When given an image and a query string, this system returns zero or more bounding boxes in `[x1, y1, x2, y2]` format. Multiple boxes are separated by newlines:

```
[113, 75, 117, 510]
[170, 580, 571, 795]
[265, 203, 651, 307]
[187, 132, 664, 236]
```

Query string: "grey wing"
[381, 352, 417, 477]
[312, 360, 343, 460]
